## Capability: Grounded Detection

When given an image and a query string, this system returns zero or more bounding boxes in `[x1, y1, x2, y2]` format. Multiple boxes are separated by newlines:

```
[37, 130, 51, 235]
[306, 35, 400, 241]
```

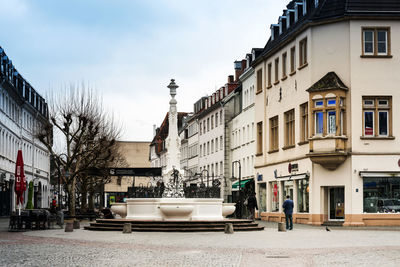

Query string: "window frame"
[290, 46, 296, 74]
[284, 109, 295, 149]
[267, 63, 272, 88]
[256, 121, 263, 155]
[269, 116, 279, 153]
[362, 96, 392, 138]
[361, 27, 391, 57]
[299, 102, 309, 144]
[256, 69, 263, 93]
[299, 38, 308, 68]
[274, 58, 279, 85]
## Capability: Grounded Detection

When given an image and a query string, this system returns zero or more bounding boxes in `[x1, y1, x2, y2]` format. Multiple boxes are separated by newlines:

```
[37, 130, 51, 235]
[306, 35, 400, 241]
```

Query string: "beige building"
[104, 141, 151, 205]
[253, 0, 400, 226]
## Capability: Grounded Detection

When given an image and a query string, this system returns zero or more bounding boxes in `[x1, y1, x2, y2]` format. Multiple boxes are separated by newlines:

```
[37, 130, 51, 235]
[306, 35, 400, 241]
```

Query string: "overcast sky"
[0, 0, 287, 141]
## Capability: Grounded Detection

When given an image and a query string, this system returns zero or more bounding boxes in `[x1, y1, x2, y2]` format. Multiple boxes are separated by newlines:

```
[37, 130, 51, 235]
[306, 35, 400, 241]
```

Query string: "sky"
[0, 0, 288, 141]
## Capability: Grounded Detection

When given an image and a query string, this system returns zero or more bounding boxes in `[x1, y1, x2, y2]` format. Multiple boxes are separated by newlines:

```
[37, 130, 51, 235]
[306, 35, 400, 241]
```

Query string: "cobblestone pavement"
[1, 218, 400, 266]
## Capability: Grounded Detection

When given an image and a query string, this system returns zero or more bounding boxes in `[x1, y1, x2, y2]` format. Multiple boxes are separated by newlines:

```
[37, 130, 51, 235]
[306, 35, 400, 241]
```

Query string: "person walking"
[246, 193, 258, 221]
[282, 195, 294, 230]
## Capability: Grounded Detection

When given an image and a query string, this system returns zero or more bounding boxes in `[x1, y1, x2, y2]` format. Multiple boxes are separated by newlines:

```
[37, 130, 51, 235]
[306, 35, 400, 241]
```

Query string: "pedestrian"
[282, 195, 294, 230]
[246, 193, 258, 221]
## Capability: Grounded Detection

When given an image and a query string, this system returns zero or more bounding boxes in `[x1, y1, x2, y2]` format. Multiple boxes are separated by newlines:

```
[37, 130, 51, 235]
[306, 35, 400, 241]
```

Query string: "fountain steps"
[84, 219, 264, 232]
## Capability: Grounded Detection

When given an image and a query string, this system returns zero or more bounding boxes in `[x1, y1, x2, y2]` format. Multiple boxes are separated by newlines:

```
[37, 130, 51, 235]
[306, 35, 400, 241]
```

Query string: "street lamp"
[232, 160, 242, 218]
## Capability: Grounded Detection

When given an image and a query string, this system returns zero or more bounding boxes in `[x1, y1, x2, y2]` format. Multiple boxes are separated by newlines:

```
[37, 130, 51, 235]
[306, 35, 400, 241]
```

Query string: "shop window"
[269, 116, 279, 152]
[284, 109, 295, 148]
[297, 179, 309, 213]
[362, 96, 392, 138]
[363, 177, 400, 213]
[256, 121, 263, 155]
[283, 180, 293, 200]
[258, 183, 267, 212]
[271, 181, 279, 212]
[362, 27, 391, 57]
[300, 102, 308, 143]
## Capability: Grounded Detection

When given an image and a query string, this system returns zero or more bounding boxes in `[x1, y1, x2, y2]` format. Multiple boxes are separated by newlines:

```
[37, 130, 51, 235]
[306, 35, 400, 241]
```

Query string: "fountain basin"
[160, 204, 194, 221]
[125, 198, 224, 221]
[222, 203, 236, 217]
[111, 203, 127, 218]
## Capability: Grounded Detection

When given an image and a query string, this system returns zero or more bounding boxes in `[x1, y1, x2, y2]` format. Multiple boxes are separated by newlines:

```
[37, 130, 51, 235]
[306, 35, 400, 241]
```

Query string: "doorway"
[329, 187, 345, 221]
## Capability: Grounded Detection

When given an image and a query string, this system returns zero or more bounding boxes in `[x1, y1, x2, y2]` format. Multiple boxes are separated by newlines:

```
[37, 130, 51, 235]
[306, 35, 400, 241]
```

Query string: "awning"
[232, 178, 253, 189]
[359, 171, 400, 178]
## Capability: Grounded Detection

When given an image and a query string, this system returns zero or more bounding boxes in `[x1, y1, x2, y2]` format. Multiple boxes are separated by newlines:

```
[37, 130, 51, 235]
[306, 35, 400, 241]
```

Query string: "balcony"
[307, 136, 348, 170]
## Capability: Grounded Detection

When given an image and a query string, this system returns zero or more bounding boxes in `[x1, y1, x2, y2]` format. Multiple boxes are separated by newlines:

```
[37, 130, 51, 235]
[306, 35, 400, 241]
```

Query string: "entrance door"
[329, 187, 345, 221]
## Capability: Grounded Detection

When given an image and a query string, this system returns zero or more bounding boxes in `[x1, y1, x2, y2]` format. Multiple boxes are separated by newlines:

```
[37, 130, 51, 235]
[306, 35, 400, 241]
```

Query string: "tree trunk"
[67, 178, 76, 217]
[80, 182, 88, 213]
[88, 190, 95, 211]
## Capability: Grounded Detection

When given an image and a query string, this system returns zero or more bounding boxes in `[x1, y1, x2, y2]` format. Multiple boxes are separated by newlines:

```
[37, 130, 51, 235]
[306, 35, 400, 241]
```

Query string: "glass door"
[329, 187, 345, 220]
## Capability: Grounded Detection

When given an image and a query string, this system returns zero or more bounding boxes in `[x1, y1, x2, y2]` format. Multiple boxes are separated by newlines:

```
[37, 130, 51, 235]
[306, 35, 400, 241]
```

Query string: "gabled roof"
[306, 72, 348, 92]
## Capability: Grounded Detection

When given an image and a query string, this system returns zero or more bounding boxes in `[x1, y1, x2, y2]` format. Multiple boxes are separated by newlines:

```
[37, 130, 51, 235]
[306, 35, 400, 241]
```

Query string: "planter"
[111, 203, 127, 218]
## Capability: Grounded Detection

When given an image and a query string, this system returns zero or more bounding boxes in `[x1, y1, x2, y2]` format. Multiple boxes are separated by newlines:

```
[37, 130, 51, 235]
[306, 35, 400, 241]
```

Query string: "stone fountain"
[111, 79, 236, 221]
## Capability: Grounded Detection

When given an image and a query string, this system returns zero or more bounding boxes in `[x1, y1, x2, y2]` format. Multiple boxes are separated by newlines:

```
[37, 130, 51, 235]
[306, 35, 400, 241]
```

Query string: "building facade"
[105, 141, 151, 206]
[0, 46, 50, 216]
[253, 0, 400, 226]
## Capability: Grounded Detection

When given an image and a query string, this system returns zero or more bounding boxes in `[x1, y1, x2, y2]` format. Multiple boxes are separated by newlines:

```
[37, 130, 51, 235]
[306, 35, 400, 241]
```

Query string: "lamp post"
[232, 160, 242, 218]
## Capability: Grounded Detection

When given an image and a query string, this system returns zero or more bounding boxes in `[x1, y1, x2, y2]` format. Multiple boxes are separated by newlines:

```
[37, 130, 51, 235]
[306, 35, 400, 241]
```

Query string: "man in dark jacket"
[282, 195, 294, 230]
[246, 193, 258, 221]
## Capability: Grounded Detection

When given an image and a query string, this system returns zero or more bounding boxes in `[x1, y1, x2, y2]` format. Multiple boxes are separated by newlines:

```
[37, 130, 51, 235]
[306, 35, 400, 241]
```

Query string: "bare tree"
[37, 86, 123, 216]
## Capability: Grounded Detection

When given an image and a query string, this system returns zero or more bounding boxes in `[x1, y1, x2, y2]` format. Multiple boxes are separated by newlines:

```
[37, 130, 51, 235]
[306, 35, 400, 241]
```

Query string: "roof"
[253, 0, 400, 66]
[306, 72, 348, 92]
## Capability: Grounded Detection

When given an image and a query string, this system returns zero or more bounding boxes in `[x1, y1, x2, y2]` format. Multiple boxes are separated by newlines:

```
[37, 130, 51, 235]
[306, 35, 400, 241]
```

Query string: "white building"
[0, 46, 50, 215]
[253, 0, 400, 226]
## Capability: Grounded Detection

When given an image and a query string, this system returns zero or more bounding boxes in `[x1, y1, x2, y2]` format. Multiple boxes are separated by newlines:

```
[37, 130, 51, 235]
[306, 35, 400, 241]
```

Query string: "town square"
[1, 0, 400, 266]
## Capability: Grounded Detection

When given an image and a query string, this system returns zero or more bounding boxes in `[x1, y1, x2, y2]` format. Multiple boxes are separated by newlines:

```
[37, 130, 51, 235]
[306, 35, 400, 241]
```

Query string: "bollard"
[278, 222, 286, 232]
[123, 223, 132, 234]
[73, 220, 80, 229]
[224, 223, 234, 234]
[65, 222, 74, 232]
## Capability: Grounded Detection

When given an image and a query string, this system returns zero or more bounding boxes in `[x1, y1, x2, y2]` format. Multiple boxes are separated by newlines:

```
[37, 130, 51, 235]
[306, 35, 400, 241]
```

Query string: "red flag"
[14, 150, 26, 206]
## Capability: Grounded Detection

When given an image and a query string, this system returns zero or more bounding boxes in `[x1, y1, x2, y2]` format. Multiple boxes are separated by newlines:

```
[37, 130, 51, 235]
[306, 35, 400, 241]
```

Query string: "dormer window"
[303, 0, 307, 16]
[279, 16, 287, 34]
[295, 3, 303, 22]
[286, 10, 295, 28]
[315, 0, 319, 7]
[270, 24, 279, 41]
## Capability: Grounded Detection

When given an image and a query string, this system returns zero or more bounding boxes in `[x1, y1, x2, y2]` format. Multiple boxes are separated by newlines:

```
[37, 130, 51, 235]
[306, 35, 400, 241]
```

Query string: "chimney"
[228, 75, 234, 83]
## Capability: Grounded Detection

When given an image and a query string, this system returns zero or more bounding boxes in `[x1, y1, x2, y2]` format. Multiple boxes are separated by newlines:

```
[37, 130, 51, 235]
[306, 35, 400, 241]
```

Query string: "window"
[363, 177, 400, 213]
[299, 38, 307, 67]
[282, 52, 287, 79]
[271, 181, 279, 212]
[215, 113, 218, 127]
[311, 95, 346, 137]
[256, 69, 263, 93]
[215, 138, 218, 152]
[220, 136, 223, 150]
[199, 122, 202, 135]
[362, 96, 392, 137]
[220, 111, 223, 125]
[269, 116, 279, 152]
[298, 179, 309, 213]
[300, 102, 309, 143]
[207, 118, 210, 132]
[290, 46, 296, 73]
[211, 115, 214, 129]
[256, 122, 263, 155]
[274, 58, 279, 84]
[362, 28, 390, 56]
[284, 109, 295, 148]
[267, 63, 272, 88]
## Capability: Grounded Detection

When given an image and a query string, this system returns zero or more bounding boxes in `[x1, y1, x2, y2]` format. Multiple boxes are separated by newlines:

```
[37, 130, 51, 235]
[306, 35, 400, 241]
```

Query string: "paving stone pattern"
[1, 219, 400, 266]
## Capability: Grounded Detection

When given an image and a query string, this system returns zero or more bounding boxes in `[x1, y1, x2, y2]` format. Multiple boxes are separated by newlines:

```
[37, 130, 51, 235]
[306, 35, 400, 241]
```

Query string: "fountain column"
[162, 79, 184, 197]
